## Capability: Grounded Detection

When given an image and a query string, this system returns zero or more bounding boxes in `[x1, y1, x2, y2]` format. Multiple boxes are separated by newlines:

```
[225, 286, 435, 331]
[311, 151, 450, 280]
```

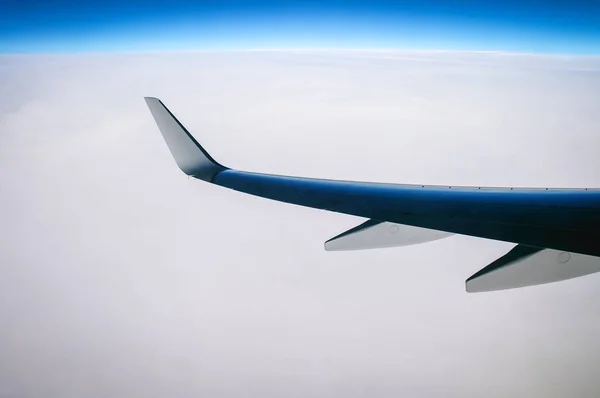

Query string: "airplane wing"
[144, 97, 600, 292]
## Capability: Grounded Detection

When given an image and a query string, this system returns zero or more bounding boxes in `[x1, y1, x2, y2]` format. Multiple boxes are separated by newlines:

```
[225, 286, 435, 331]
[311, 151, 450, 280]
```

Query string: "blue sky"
[1, 0, 599, 54]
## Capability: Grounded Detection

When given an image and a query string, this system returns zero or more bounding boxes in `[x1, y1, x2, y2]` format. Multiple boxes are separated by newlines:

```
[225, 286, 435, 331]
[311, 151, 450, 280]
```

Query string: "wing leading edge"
[144, 97, 600, 292]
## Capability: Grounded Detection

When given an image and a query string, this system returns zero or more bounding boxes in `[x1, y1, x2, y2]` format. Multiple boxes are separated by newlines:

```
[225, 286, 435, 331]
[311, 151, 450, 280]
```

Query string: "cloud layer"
[1, 51, 600, 397]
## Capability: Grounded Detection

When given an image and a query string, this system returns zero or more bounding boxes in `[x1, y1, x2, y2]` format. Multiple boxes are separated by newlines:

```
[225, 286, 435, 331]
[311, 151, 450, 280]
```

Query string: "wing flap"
[466, 245, 600, 293]
[325, 219, 453, 251]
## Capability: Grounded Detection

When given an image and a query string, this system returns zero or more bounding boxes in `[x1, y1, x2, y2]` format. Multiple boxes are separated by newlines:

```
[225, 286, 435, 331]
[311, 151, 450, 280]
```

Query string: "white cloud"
[1, 51, 600, 398]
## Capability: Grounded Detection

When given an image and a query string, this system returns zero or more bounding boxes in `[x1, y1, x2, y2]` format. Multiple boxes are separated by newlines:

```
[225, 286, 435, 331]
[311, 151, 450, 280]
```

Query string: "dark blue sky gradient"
[1, 0, 599, 53]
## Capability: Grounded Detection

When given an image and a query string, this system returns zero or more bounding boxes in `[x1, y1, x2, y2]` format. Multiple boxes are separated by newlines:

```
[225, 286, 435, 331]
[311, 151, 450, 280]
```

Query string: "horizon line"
[2, 48, 600, 57]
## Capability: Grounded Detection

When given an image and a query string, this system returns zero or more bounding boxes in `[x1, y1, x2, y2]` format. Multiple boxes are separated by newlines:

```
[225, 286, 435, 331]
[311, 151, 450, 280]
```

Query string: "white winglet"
[144, 97, 226, 181]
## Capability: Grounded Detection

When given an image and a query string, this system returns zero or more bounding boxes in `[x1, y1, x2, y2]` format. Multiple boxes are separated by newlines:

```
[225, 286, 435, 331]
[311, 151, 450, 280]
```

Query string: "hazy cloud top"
[1, 51, 600, 398]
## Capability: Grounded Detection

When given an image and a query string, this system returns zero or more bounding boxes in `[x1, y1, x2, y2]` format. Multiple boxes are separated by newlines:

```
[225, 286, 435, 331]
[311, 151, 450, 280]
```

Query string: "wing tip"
[144, 96, 226, 181]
